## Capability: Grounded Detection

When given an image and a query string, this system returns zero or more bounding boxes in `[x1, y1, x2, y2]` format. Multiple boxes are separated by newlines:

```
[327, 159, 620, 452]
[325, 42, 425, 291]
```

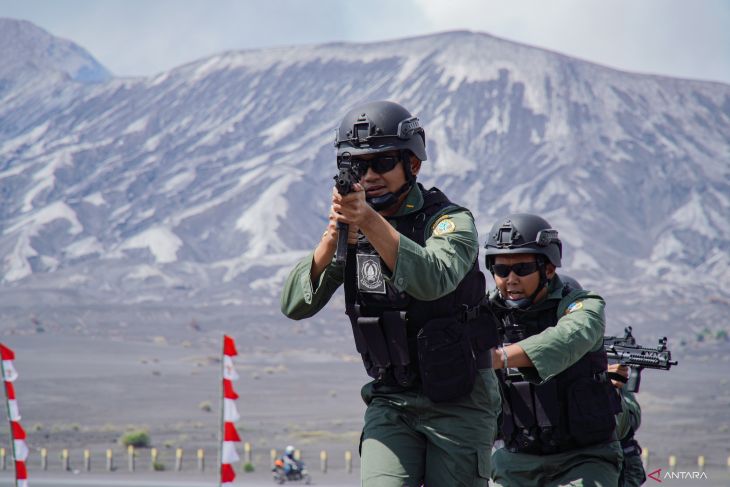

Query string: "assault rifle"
[603, 326, 678, 392]
[333, 153, 362, 264]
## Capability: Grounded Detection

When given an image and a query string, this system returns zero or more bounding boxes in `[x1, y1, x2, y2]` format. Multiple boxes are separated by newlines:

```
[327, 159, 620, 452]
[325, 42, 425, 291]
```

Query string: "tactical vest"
[620, 429, 641, 457]
[493, 287, 621, 454]
[344, 185, 497, 402]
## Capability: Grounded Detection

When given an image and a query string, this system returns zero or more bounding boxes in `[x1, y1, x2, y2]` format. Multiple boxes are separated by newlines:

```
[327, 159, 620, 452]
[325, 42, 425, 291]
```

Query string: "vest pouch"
[495, 372, 514, 443]
[469, 311, 500, 353]
[503, 381, 542, 453]
[381, 311, 415, 387]
[347, 306, 375, 378]
[348, 309, 368, 355]
[417, 316, 476, 403]
[357, 317, 391, 381]
[567, 377, 616, 446]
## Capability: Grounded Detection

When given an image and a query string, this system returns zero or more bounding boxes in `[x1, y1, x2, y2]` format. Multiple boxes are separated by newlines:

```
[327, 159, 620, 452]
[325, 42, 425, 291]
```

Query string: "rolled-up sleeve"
[280, 252, 344, 320]
[518, 292, 606, 383]
[388, 209, 478, 301]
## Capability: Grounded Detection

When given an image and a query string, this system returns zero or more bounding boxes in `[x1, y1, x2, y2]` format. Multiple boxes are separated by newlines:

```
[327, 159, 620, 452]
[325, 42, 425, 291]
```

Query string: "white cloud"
[1, 0, 728, 82]
[412, 0, 730, 83]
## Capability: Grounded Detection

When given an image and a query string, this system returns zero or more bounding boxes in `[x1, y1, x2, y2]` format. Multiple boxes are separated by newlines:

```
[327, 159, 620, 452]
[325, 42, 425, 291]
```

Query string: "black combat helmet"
[484, 214, 562, 270]
[559, 274, 583, 290]
[334, 100, 426, 210]
[334, 100, 427, 161]
[484, 214, 563, 309]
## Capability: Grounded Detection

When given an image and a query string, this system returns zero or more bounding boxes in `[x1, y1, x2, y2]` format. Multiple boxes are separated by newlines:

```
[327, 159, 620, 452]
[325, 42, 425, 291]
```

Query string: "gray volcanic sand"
[1, 325, 729, 485]
[1, 332, 365, 480]
[630, 350, 730, 476]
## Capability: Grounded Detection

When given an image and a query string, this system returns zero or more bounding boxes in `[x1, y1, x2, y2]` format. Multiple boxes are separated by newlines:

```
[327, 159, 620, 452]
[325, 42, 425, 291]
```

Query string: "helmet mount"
[335, 101, 427, 212]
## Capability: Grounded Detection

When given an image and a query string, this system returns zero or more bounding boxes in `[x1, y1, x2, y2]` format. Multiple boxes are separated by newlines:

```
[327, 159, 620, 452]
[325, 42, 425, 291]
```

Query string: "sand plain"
[0, 303, 728, 486]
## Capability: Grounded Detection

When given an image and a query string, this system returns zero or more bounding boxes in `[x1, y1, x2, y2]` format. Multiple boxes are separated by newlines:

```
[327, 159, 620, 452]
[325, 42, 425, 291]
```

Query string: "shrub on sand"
[120, 430, 151, 448]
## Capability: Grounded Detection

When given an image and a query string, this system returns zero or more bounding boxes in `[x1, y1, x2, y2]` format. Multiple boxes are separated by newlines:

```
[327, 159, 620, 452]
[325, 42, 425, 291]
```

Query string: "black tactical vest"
[620, 429, 641, 457]
[493, 286, 621, 454]
[344, 185, 495, 401]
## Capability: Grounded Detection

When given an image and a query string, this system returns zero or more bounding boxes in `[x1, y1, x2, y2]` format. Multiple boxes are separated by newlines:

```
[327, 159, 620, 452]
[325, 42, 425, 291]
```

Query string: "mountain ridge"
[1, 19, 728, 345]
[0, 17, 111, 84]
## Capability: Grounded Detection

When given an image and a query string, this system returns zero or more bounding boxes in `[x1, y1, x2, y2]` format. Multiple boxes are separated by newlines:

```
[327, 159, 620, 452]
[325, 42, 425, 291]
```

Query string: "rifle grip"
[335, 221, 349, 264]
[626, 367, 642, 393]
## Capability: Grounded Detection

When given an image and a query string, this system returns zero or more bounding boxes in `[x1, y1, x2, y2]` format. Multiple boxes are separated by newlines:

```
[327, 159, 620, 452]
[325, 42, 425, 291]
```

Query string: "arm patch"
[565, 300, 584, 315]
[432, 215, 456, 236]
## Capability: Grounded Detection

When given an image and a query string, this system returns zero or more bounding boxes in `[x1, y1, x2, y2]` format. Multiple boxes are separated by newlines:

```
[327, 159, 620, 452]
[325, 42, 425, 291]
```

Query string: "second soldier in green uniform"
[483, 214, 623, 487]
[281, 101, 500, 486]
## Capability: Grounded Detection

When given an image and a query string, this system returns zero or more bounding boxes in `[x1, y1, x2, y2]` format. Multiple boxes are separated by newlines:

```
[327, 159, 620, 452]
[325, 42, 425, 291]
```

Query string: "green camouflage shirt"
[489, 276, 607, 384]
[281, 184, 479, 320]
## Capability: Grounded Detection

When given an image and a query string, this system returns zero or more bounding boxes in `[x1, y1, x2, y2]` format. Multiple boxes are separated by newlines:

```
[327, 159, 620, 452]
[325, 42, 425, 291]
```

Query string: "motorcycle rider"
[281, 445, 301, 475]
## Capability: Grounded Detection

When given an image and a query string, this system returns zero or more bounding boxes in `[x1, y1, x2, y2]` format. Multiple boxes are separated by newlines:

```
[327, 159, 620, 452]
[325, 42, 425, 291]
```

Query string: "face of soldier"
[493, 253, 556, 303]
[359, 150, 421, 203]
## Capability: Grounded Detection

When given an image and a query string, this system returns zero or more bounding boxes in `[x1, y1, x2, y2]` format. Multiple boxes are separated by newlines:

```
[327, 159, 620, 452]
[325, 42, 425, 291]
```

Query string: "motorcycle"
[272, 458, 312, 484]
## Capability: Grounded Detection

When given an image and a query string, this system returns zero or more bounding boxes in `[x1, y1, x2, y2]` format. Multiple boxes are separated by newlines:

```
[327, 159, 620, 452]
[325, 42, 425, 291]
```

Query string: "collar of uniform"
[390, 183, 424, 217]
[527, 275, 565, 311]
[545, 274, 565, 301]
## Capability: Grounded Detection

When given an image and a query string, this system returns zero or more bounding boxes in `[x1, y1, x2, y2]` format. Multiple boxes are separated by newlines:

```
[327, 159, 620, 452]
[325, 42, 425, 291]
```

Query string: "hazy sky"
[1, 0, 729, 84]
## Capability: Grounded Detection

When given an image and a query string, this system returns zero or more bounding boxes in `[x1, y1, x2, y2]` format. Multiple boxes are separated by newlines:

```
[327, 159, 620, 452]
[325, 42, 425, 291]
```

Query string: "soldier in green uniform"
[609, 364, 647, 487]
[281, 100, 500, 487]
[483, 214, 623, 487]
[561, 280, 647, 487]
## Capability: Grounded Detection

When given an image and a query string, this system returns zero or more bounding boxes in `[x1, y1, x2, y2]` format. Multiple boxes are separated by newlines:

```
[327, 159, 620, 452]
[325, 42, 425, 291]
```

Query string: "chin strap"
[400, 149, 415, 185]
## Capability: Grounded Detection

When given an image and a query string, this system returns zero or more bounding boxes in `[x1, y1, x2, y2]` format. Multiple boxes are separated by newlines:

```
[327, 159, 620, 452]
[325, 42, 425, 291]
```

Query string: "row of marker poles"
[1, 445, 360, 473]
[30, 444, 730, 474]
[24, 447, 206, 472]
[8, 444, 730, 474]
[641, 449, 730, 472]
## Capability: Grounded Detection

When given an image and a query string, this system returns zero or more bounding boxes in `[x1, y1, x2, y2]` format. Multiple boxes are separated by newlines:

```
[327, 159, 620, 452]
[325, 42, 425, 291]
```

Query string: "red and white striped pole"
[1, 344, 28, 487]
[220, 335, 241, 486]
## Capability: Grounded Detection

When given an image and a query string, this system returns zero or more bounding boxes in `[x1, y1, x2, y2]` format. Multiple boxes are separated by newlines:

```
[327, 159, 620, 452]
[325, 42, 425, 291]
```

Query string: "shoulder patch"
[565, 300, 583, 315]
[432, 216, 456, 236]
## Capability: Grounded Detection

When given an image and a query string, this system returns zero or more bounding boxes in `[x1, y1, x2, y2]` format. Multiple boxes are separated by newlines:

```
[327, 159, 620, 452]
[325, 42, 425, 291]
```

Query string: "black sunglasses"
[338, 155, 401, 175]
[491, 262, 540, 278]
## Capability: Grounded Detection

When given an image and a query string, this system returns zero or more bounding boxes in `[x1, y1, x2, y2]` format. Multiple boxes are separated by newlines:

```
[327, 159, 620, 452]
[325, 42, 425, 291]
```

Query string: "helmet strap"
[367, 182, 411, 211]
[400, 149, 416, 186]
[530, 257, 550, 301]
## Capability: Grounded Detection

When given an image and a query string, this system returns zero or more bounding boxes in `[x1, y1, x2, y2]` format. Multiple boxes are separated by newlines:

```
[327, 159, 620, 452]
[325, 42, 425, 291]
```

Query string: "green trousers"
[360, 369, 501, 487]
[620, 453, 646, 487]
[491, 440, 623, 487]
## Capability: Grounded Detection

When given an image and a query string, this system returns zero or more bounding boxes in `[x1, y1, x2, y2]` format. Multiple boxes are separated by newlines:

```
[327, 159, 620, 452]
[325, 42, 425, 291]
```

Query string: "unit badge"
[433, 217, 456, 236]
[356, 253, 386, 294]
[565, 301, 584, 314]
